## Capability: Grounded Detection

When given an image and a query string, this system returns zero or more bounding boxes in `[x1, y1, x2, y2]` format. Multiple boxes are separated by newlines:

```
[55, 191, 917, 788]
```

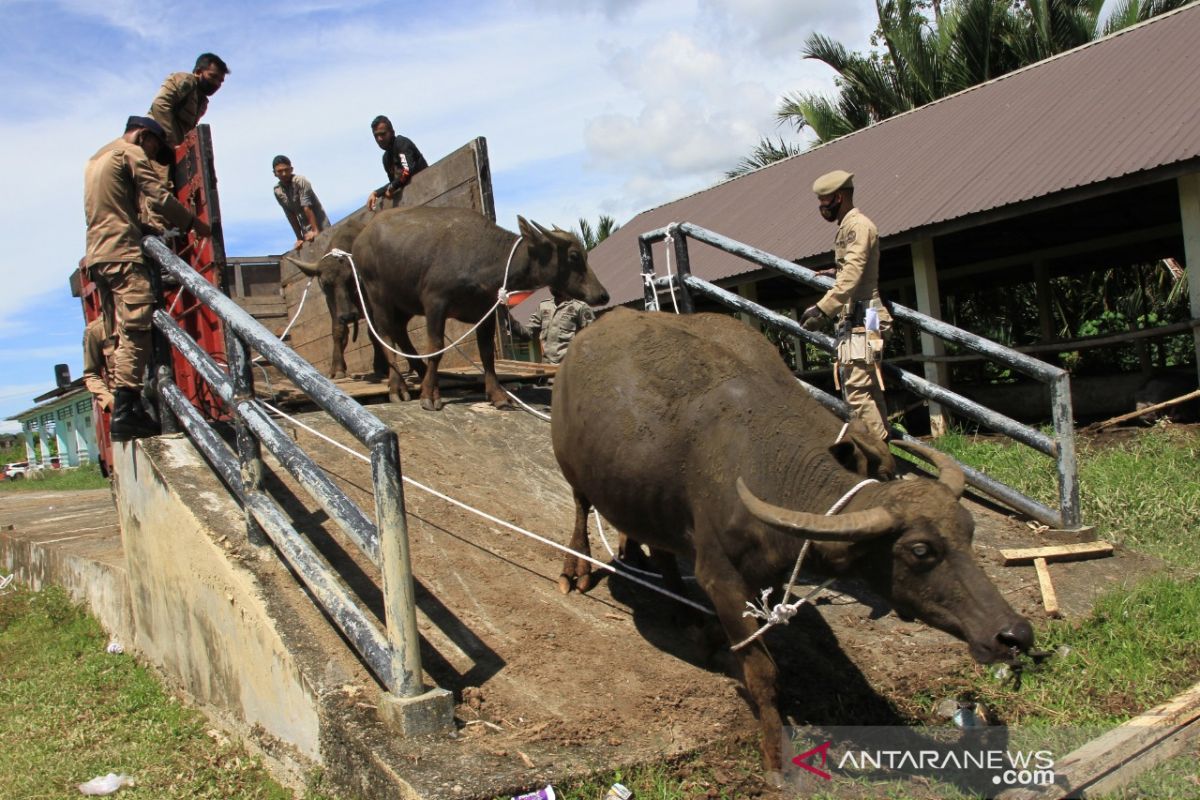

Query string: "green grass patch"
[0, 463, 109, 492]
[934, 425, 1200, 567]
[0, 582, 336, 799]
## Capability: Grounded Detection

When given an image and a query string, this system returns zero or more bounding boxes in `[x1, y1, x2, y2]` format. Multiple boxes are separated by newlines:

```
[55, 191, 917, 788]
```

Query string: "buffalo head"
[516, 216, 609, 307]
[737, 440, 1033, 665]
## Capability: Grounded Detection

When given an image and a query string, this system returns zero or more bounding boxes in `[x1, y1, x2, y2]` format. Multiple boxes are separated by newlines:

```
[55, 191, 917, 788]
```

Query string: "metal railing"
[143, 236, 432, 702]
[637, 223, 1081, 530]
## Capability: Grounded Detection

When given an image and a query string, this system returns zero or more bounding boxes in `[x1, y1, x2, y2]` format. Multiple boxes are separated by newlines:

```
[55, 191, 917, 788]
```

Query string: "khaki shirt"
[82, 318, 115, 410]
[274, 175, 331, 236]
[84, 137, 194, 266]
[816, 207, 888, 324]
[522, 298, 595, 365]
[148, 72, 208, 147]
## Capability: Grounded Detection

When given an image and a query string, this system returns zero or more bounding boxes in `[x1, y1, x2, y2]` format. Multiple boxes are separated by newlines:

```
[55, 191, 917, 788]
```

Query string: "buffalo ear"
[518, 216, 552, 259]
[829, 440, 860, 473]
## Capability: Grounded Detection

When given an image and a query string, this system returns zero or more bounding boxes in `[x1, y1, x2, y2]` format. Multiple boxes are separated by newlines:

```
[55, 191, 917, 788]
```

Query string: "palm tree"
[754, 0, 1186, 162]
[725, 137, 805, 179]
[576, 214, 621, 250]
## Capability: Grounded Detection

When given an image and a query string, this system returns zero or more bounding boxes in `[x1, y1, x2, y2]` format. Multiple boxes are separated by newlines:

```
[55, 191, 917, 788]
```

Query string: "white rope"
[253, 276, 314, 364]
[663, 226, 681, 314]
[258, 400, 714, 614]
[450, 341, 551, 422]
[338, 236, 523, 361]
[730, 477, 879, 651]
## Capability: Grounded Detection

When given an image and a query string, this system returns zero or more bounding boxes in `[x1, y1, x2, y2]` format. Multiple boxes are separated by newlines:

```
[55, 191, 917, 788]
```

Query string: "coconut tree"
[575, 214, 621, 250]
[745, 0, 1188, 167]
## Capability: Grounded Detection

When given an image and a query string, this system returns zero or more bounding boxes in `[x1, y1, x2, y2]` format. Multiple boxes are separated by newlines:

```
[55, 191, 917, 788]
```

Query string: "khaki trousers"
[839, 362, 888, 440]
[91, 262, 154, 390]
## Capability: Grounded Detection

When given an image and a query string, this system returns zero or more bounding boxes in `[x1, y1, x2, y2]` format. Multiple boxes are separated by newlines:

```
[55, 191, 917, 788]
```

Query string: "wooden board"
[1001, 541, 1114, 565]
[998, 680, 1200, 799]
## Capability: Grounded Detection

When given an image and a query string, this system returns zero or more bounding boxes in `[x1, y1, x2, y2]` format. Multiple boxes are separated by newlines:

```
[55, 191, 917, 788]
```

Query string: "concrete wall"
[113, 436, 323, 769]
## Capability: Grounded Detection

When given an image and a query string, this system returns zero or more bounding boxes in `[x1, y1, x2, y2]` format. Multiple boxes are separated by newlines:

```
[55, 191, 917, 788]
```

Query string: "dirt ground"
[259, 382, 1168, 798]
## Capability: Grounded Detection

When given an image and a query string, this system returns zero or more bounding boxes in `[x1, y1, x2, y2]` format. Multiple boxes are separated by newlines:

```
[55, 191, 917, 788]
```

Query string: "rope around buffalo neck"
[730, 477, 879, 651]
[259, 399, 714, 615]
[333, 236, 522, 361]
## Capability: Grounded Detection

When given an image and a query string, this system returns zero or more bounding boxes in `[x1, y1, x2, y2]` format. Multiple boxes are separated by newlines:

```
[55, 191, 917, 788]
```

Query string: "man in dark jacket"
[366, 115, 428, 211]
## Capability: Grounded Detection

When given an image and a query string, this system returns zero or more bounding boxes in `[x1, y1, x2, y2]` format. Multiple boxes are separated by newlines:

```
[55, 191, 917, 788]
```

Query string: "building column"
[1033, 260, 1055, 342]
[736, 281, 760, 326]
[912, 238, 949, 436]
[22, 424, 35, 462]
[1179, 172, 1200, 385]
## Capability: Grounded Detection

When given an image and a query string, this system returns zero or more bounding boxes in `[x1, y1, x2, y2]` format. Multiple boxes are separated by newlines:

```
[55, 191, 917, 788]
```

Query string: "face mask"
[819, 197, 841, 222]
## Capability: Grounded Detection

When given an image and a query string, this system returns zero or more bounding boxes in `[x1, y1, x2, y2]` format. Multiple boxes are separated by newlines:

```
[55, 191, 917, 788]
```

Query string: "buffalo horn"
[282, 249, 344, 277]
[533, 220, 576, 246]
[735, 478, 898, 540]
[891, 440, 965, 498]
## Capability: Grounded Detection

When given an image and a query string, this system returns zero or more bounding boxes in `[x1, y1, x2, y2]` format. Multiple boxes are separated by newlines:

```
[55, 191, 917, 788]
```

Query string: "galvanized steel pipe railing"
[144, 235, 425, 698]
[637, 224, 1081, 529]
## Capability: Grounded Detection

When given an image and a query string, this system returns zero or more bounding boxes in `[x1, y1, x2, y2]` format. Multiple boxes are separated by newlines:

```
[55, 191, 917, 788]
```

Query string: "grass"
[934, 423, 1200, 567]
[4, 425, 1199, 799]
[0, 582, 337, 800]
[0, 463, 110, 492]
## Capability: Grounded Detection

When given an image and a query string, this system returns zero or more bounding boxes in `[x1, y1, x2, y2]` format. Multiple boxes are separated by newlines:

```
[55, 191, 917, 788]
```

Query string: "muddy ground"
[257, 382, 1169, 798]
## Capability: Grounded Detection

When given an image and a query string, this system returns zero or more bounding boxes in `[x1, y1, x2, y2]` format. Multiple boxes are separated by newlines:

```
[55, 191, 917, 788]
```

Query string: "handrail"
[637, 223, 1081, 529]
[143, 235, 431, 702]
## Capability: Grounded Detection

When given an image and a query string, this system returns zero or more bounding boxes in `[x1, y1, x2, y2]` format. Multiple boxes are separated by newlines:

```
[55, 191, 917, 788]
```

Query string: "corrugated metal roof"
[579, 4, 1200, 311]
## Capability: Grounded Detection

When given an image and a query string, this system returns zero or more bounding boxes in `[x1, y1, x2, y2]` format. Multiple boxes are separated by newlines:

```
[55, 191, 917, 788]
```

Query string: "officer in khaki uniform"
[82, 318, 116, 413]
[801, 170, 892, 440]
[511, 289, 596, 365]
[142, 53, 229, 230]
[84, 116, 210, 440]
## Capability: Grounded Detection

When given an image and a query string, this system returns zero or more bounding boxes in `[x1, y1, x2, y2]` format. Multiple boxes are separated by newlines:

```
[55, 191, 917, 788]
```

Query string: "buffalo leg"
[694, 546, 786, 775]
[329, 321, 349, 379]
[476, 315, 512, 409]
[559, 490, 593, 594]
[419, 306, 448, 411]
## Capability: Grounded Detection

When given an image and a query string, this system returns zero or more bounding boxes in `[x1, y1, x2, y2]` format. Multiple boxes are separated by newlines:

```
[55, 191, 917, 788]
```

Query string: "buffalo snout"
[996, 618, 1035, 654]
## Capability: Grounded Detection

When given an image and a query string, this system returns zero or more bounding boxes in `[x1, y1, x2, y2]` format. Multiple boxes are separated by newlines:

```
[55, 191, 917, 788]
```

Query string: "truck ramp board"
[251, 390, 1163, 796]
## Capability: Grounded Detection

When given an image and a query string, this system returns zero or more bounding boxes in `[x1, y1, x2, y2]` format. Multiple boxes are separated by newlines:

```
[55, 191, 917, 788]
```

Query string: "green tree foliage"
[742, 0, 1188, 162]
[575, 214, 621, 250]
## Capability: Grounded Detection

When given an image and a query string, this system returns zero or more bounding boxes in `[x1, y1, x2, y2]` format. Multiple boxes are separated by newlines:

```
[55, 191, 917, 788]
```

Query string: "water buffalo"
[284, 214, 386, 381]
[341, 206, 609, 410]
[551, 308, 1034, 776]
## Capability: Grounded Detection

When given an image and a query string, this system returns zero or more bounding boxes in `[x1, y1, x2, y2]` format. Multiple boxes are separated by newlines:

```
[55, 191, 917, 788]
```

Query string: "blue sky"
[0, 0, 885, 432]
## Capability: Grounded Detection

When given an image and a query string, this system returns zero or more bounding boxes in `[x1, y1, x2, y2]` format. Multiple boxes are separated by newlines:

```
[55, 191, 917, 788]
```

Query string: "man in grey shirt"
[272, 155, 330, 249]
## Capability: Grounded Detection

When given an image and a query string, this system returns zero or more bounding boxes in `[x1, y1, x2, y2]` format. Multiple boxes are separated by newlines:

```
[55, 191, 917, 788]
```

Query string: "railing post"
[1051, 373, 1081, 529]
[640, 236, 659, 311]
[671, 228, 696, 314]
[371, 430, 454, 733]
[155, 364, 180, 435]
[225, 328, 266, 547]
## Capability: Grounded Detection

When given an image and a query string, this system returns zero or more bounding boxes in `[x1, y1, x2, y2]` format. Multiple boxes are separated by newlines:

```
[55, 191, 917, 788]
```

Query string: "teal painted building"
[6, 385, 99, 468]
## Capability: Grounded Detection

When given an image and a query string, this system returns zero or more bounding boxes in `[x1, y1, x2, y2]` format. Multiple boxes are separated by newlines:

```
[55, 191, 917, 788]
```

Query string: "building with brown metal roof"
[562, 2, 1200, 418]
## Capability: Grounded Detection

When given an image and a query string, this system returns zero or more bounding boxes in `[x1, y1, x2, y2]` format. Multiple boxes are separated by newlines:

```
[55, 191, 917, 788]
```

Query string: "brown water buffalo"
[551, 308, 1033, 777]
[343, 206, 608, 410]
[284, 214, 387, 381]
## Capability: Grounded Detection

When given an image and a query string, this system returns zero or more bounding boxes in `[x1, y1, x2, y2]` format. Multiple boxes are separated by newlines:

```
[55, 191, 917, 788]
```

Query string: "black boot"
[110, 388, 160, 442]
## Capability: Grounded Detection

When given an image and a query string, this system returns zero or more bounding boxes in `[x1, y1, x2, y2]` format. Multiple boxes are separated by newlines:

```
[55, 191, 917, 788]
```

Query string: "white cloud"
[0, 0, 882, 420]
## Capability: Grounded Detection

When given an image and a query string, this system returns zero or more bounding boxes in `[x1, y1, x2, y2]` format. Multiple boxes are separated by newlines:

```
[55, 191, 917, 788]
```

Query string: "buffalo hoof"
[420, 397, 444, 412]
[764, 770, 786, 790]
[575, 572, 594, 593]
[366, 371, 387, 384]
[329, 370, 346, 380]
[492, 398, 514, 411]
[557, 574, 573, 594]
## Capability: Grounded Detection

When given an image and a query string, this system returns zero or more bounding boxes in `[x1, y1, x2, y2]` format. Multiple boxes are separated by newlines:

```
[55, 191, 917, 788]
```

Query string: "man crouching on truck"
[83, 115, 211, 441]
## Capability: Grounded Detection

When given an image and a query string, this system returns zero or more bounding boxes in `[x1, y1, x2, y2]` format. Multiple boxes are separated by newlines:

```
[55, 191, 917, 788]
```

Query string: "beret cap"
[812, 169, 854, 195]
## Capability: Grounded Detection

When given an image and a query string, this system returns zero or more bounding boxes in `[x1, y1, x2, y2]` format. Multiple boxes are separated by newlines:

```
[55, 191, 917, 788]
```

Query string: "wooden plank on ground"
[998, 680, 1200, 800]
[1033, 557, 1062, 618]
[1001, 541, 1114, 565]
